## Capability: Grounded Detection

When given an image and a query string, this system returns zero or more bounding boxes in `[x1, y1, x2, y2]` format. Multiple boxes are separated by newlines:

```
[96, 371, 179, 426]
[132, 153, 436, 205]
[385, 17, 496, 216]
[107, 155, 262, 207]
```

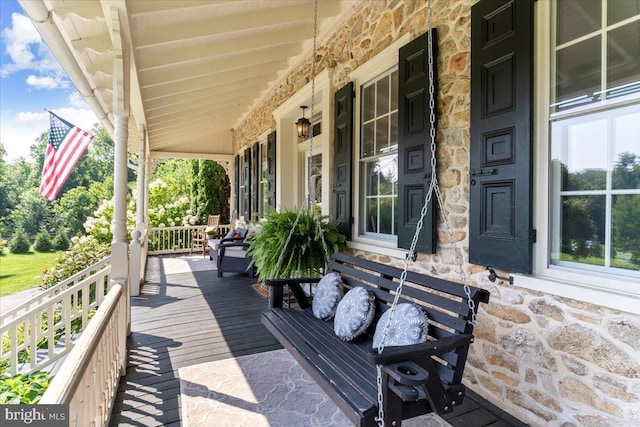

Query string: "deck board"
[110, 258, 281, 426]
[110, 256, 528, 427]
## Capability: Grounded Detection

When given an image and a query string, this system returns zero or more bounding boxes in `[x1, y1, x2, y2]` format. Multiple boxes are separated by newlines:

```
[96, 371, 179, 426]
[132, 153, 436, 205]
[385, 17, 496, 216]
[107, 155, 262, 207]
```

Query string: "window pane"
[376, 115, 389, 153]
[552, 195, 606, 267]
[551, 117, 608, 191]
[379, 197, 393, 235]
[366, 162, 378, 195]
[612, 106, 640, 190]
[556, 36, 601, 107]
[377, 155, 397, 196]
[376, 75, 390, 116]
[556, 0, 601, 45]
[608, 0, 640, 25]
[390, 70, 398, 110]
[363, 84, 375, 121]
[607, 22, 640, 99]
[612, 195, 640, 271]
[390, 112, 398, 146]
[362, 122, 374, 158]
[366, 198, 378, 233]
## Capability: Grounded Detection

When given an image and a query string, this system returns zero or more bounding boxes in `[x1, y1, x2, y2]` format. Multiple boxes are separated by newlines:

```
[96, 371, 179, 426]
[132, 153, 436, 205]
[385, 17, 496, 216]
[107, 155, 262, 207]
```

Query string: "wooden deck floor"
[109, 255, 528, 427]
[109, 257, 282, 426]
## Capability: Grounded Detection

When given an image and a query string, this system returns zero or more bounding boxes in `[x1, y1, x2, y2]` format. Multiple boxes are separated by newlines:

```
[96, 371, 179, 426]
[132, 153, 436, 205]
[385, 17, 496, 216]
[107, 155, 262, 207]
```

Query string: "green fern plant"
[247, 207, 346, 280]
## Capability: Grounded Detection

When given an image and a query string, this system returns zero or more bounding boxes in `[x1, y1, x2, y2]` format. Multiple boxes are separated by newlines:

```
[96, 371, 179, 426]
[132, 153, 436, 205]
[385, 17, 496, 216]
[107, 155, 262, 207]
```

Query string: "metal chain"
[375, 0, 477, 424]
[273, 0, 328, 280]
[308, 0, 331, 266]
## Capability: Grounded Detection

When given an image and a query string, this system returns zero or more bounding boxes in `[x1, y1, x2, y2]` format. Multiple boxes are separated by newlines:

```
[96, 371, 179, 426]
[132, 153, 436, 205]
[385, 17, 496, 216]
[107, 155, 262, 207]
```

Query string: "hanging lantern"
[295, 105, 310, 138]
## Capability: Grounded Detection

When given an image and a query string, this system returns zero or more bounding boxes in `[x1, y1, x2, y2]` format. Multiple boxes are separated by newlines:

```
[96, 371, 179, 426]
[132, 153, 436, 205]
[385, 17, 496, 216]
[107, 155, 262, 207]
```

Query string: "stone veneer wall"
[232, 1, 640, 426]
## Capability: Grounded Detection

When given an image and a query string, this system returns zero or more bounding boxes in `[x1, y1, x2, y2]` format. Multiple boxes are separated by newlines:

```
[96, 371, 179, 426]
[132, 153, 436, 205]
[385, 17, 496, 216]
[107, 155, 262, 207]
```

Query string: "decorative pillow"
[312, 272, 343, 320]
[372, 303, 429, 348]
[334, 287, 375, 341]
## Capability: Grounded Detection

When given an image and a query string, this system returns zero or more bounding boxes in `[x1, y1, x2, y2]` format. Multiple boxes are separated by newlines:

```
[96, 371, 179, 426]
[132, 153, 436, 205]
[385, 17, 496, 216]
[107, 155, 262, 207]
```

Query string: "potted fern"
[247, 207, 346, 280]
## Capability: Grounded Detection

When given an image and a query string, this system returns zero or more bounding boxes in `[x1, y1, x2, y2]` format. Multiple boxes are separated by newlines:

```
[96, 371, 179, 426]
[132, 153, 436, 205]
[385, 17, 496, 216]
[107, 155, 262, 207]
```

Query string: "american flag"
[39, 111, 94, 200]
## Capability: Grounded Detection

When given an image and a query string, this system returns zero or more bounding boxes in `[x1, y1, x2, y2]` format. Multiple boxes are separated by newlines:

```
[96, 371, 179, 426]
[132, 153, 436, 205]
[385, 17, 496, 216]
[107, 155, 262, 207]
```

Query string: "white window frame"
[258, 135, 269, 217]
[514, 0, 640, 315]
[347, 34, 410, 259]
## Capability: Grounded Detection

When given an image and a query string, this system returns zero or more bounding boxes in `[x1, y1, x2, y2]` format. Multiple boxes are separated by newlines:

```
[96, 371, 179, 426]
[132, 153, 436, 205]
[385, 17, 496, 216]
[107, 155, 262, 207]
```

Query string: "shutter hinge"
[532, 229, 537, 243]
[352, 90, 356, 98]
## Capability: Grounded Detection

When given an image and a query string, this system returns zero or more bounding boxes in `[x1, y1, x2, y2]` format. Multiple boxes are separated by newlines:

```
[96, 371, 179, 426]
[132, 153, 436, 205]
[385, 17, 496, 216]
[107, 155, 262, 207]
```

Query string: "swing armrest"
[264, 277, 321, 309]
[368, 334, 474, 365]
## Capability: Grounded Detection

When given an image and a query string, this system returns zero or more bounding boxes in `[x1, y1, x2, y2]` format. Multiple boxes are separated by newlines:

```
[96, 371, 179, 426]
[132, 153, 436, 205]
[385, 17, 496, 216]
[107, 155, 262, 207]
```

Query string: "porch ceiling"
[37, 0, 357, 157]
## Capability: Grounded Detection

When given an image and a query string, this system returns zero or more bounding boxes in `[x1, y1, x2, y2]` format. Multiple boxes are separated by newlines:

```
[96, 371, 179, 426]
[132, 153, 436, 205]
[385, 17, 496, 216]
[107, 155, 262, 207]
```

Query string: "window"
[548, 0, 640, 279]
[259, 139, 268, 215]
[359, 68, 399, 240]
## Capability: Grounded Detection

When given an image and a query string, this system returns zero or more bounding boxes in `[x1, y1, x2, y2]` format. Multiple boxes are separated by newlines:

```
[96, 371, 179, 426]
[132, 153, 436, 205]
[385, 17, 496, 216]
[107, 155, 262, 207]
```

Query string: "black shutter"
[242, 149, 251, 220]
[252, 142, 260, 219]
[234, 154, 240, 220]
[397, 30, 438, 253]
[469, 0, 534, 273]
[266, 131, 277, 210]
[333, 82, 354, 240]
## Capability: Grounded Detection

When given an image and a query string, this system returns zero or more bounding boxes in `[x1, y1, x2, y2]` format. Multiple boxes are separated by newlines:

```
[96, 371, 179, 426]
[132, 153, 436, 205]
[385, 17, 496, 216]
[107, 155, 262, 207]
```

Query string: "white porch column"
[110, 7, 131, 371]
[136, 125, 147, 231]
[130, 125, 147, 296]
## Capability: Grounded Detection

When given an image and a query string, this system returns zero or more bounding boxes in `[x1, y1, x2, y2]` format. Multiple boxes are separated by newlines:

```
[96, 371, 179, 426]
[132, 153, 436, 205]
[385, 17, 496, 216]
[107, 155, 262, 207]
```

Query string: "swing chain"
[272, 0, 327, 281]
[375, 1, 477, 424]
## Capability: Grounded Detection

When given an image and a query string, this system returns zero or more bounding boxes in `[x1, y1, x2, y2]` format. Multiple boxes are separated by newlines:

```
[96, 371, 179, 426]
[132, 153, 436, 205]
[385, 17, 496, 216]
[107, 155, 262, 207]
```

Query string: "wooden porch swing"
[262, 1, 490, 426]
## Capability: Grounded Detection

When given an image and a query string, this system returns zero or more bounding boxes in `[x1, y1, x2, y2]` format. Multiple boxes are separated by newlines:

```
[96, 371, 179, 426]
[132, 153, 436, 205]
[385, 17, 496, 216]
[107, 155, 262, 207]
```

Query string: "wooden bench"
[262, 252, 490, 427]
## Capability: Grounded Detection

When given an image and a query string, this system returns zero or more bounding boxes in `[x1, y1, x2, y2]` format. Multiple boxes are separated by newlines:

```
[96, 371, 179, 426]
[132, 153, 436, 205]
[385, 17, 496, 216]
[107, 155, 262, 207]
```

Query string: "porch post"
[110, 7, 130, 374]
[129, 125, 147, 296]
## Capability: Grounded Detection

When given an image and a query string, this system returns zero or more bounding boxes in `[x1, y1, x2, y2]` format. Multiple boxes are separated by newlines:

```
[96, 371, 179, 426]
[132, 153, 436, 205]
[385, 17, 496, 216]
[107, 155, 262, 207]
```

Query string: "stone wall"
[233, 1, 640, 426]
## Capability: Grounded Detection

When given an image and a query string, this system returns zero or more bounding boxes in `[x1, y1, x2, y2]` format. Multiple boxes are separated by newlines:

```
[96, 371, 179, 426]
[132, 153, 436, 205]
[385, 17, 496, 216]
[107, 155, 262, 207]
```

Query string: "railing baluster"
[10, 324, 18, 375]
[48, 304, 55, 357]
[30, 314, 37, 369]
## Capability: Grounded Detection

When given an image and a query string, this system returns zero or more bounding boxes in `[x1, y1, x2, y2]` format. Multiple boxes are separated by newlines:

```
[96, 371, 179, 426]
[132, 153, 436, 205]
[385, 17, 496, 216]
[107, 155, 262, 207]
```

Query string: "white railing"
[0, 265, 113, 376]
[40, 283, 125, 427]
[147, 224, 231, 255]
[1, 256, 111, 324]
[147, 225, 202, 255]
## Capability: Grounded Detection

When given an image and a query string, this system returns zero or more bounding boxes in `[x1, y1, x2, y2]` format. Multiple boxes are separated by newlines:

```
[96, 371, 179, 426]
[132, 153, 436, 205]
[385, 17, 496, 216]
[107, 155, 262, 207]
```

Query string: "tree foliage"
[191, 160, 230, 224]
[8, 227, 30, 254]
[34, 228, 53, 252]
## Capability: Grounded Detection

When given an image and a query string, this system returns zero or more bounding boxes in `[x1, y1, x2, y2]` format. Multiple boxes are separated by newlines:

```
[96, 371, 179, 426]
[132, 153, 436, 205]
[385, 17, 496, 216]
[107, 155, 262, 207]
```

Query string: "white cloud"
[67, 91, 88, 108]
[2, 107, 100, 162]
[1, 12, 68, 85]
[26, 74, 70, 89]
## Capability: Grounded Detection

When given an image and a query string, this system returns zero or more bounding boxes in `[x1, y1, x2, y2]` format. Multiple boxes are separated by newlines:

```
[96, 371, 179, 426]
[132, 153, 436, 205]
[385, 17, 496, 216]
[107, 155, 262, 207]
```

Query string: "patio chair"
[212, 227, 256, 278]
[191, 215, 221, 257]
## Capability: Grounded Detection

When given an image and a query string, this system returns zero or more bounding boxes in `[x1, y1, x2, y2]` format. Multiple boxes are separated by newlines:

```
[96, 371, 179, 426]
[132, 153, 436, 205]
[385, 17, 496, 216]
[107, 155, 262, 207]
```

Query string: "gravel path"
[0, 286, 42, 315]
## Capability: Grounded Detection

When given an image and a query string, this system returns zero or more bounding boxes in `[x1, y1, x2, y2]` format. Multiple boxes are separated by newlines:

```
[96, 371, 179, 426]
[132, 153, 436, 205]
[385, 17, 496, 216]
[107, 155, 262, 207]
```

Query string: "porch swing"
[262, 1, 490, 426]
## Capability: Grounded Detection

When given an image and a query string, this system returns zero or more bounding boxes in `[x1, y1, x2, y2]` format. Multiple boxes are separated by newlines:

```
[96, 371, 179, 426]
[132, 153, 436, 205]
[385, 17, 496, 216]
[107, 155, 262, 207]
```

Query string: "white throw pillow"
[333, 287, 375, 341]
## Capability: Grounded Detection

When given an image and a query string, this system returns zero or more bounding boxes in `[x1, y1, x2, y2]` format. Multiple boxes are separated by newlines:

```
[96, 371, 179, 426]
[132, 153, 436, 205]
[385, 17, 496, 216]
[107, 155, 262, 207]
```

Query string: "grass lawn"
[0, 251, 61, 296]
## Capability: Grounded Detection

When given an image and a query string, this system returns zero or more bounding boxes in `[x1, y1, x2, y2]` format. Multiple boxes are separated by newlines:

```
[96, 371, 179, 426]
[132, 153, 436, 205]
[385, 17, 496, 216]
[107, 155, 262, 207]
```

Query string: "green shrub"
[52, 228, 70, 251]
[40, 235, 109, 290]
[0, 371, 52, 404]
[8, 228, 30, 254]
[33, 228, 53, 252]
[0, 238, 6, 255]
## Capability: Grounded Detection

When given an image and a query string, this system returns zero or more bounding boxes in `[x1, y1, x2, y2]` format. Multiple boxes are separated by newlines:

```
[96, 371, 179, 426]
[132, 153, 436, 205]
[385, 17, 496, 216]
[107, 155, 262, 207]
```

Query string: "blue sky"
[1, 0, 99, 162]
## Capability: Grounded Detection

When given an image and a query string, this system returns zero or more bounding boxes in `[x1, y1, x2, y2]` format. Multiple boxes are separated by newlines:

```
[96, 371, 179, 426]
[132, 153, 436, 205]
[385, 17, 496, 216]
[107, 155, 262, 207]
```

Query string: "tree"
[8, 188, 57, 236]
[34, 228, 53, 252]
[191, 160, 230, 223]
[0, 143, 10, 222]
[55, 178, 113, 237]
[52, 227, 70, 251]
[8, 227, 31, 254]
